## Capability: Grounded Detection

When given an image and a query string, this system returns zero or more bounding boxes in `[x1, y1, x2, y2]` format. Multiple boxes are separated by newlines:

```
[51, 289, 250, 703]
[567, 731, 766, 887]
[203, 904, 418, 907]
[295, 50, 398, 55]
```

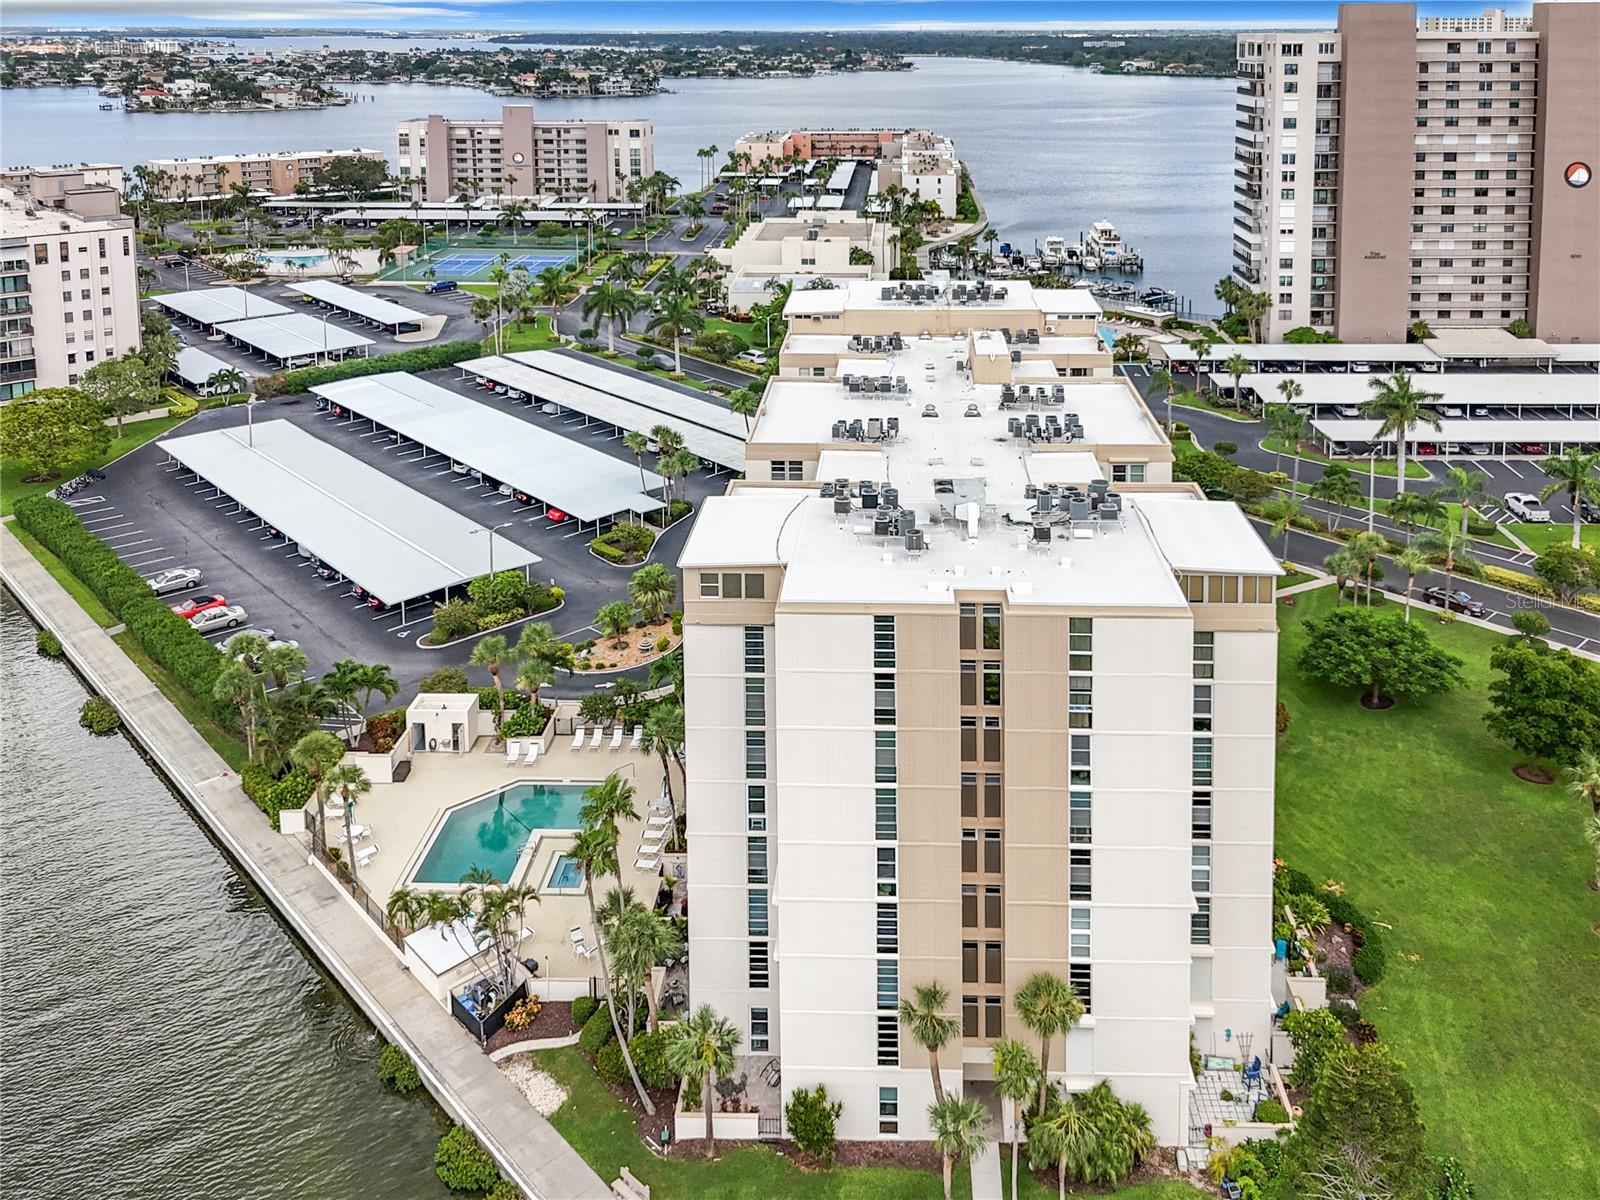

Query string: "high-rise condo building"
[1234, 3, 1599, 343]
[678, 279, 1280, 1145]
[395, 106, 653, 203]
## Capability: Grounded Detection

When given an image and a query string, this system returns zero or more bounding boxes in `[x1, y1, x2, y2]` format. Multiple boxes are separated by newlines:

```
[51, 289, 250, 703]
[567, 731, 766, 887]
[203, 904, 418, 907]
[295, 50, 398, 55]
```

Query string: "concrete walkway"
[966, 1080, 1004, 1200]
[0, 523, 608, 1200]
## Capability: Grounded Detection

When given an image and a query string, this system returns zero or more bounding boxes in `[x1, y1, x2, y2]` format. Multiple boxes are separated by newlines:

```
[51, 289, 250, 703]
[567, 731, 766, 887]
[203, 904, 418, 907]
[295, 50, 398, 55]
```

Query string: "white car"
[146, 566, 204, 595]
[1336, 405, 1363, 418]
[1504, 492, 1552, 522]
[738, 350, 768, 366]
[1438, 406, 1465, 419]
[190, 604, 248, 633]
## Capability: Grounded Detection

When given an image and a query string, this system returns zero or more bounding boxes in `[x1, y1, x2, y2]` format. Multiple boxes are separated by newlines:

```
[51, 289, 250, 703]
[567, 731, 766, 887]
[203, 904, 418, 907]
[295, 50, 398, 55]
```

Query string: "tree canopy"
[1485, 641, 1600, 767]
[0, 387, 111, 479]
[1296, 607, 1465, 707]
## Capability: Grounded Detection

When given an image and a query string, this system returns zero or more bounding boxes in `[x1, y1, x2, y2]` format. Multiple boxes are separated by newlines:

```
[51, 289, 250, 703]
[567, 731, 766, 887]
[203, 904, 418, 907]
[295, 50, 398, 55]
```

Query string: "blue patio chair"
[1241, 1055, 1263, 1092]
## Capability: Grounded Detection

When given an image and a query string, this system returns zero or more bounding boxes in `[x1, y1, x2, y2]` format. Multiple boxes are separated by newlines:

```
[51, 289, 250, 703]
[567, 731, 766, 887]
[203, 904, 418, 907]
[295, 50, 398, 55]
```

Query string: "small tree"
[628, 562, 677, 624]
[1280, 1044, 1429, 1200]
[1281, 1007, 1347, 1089]
[929, 1094, 991, 1200]
[469, 633, 514, 733]
[595, 600, 637, 648]
[1512, 610, 1551, 645]
[784, 1084, 843, 1163]
[663, 1004, 741, 1158]
[0, 388, 111, 480]
[897, 981, 959, 1104]
[1484, 642, 1600, 771]
[1296, 607, 1465, 707]
[1532, 545, 1599, 604]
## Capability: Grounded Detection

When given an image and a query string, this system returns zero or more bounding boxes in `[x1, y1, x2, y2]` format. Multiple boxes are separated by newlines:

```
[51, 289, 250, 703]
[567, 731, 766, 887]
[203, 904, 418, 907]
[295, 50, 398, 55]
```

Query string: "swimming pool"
[256, 249, 331, 268]
[546, 854, 584, 891]
[411, 782, 590, 886]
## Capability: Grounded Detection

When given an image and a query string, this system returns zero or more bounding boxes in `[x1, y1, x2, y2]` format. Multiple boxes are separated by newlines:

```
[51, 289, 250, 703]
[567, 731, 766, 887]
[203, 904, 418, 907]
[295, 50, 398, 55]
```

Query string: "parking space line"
[121, 548, 170, 561]
[79, 510, 123, 523]
[1501, 460, 1525, 478]
[108, 538, 154, 551]
[86, 520, 136, 533]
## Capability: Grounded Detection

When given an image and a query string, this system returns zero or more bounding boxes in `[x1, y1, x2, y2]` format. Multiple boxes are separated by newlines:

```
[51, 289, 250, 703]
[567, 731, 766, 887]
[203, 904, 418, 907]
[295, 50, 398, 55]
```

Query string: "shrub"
[503, 997, 542, 1032]
[1275, 700, 1291, 736]
[475, 609, 522, 632]
[1281, 1007, 1345, 1089]
[486, 1182, 521, 1200]
[499, 705, 548, 738]
[1432, 1154, 1476, 1200]
[255, 341, 485, 399]
[1220, 1088, 1235, 1102]
[378, 1043, 423, 1094]
[594, 1038, 630, 1086]
[578, 1004, 615, 1056]
[365, 711, 400, 753]
[419, 666, 470, 693]
[1353, 939, 1387, 986]
[1214, 440, 1238, 456]
[626, 1029, 679, 1090]
[167, 394, 199, 418]
[259, 768, 314, 828]
[1327, 998, 1362, 1029]
[432, 597, 479, 643]
[79, 695, 121, 734]
[590, 539, 626, 563]
[434, 1124, 500, 1193]
[785, 1084, 843, 1162]
[1253, 1098, 1291, 1124]
[1322, 964, 1354, 995]
[570, 996, 598, 1026]
[36, 629, 63, 658]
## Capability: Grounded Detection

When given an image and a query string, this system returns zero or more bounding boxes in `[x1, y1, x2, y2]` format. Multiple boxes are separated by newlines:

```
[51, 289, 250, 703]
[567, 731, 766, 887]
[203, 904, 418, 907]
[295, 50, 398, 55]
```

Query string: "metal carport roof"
[172, 345, 235, 387]
[158, 420, 540, 603]
[286, 280, 426, 328]
[218, 313, 374, 361]
[310, 372, 665, 523]
[151, 287, 290, 326]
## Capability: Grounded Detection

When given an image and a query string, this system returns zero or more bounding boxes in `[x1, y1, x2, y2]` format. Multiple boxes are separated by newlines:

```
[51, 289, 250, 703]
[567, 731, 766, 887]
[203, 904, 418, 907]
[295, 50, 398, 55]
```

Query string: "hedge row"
[14, 496, 230, 721]
[253, 340, 485, 399]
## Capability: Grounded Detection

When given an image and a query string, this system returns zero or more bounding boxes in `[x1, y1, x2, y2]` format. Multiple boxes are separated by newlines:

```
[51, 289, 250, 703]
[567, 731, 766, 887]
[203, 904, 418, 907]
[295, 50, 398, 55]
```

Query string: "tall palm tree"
[1147, 367, 1178, 433]
[582, 281, 645, 353]
[1436, 464, 1492, 536]
[1324, 549, 1361, 606]
[658, 449, 699, 509]
[354, 663, 398, 716]
[1566, 751, 1600, 815]
[1310, 468, 1363, 530]
[1418, 523, 1479, 610]
[384, 886, 427, 935]
[1536, 448, 1600, 550]
[643, 699, 685, 845]
[1261, 495, 1301, 559]
[727, 388, 760, 434]
[1223, 353, 1251, 410]
[320, 659, 365, 743]
[646, 295, 704, 374]
[469, 634, 514, 734]
[214, 661, 264, 762]
[515, 620, 571, 700]
[1391, 544, 1431, 623]
[663, 1004, 741, 1158]
[326, 762, 371, 887]
[896, 981, 958, 1104]
[206, 367, 247, 399]
[532, 264, 568, 312]
[992, 1037, 1043, 1200]
[1273, 378, 1307, 465]
[1014, 972, 1083, 1112]
[1189, 331, 1219, 396]
[290, 729, 346, 849]
[622, 430, 651, 490]
[1345, 530, 1388, 606]
[929, 1094, 991, 1200]
[610, 902, 682, 1032]
[628, 562, 676, 624]
[1360, 370, 1443, 493]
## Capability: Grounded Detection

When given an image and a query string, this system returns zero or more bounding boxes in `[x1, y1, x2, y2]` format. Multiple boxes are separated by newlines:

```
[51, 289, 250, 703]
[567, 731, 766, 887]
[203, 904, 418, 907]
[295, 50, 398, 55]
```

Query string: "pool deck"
[344, 733, 672, 985]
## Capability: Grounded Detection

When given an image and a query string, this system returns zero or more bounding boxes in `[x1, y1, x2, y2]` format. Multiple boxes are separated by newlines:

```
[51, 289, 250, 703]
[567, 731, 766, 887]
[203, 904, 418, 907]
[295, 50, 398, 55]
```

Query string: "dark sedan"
[1422, 586, 1486, 617]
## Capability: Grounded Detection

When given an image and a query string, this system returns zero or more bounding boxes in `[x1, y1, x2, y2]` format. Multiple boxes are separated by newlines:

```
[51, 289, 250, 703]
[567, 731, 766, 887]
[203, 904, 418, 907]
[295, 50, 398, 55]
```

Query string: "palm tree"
[384, 887, 427, 935]
[659, 450, 699, 510]
[993, 1037, 1043, 1200]
[1028, 1098, 1094, 1200]
[290, 729, 346, 850]
[1147, 367, 1178, 433]
[646, 295, 704, 374]
[1392, 544, 1431, 623]
[1223, 353, 1251, 410]
[320, 659, 365, 744]
[929, 1094, 991, 1200]
[354, 662, 398, 716]
[1437, 464, 1492, 536]
[595, 600, 637, 648]
[1418, 523, 1479, 611]
[471, 295, 495, 343]
[1324, 549, 1361, 606]
[1345, 530, 1388, 606]
[1014, 972, 1084, 1112]
[1360, 370, 1443, 493]
[1408, 318, 1434, 343]
[1566, 751, 1600, 816]
[1310, 468, 1364, 530]
[214, 661, 264, 762]
[1189, 331, 1219, 396]
[896, 982, 958, 1104]
[206, 367, 247, 399]
[1536, 448, 1600, 550]
[469, 634, 515, 734]
[664, 1005, 741, 1158]
[610, 902, 682, 1032]
[515, 621, 570, 699]
[1261, 495, 1301, 559]
[643, 700, 685, 846]
[582, 281, 645, 353]
[727, 388, 760, 434]
[1214, 276, 1242, 315]
[982, 227, 999, 266]
[622, 430, 651, 490]
[628, 562, 676, 624]
[326, 762, 371, 886]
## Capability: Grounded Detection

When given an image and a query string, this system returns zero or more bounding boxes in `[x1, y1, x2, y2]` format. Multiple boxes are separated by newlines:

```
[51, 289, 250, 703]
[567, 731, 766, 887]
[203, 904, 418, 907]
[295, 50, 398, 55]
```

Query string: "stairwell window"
[1193, 737, 1214, 788]
[745, 730, 767, 780]
[877, 1015, 899, 1066]
[745, 678, 766, 726]
[747, 836, 768, 885]
[1069, 849, 1092, 900]
[1192, 844, 1212, 893]
[879, 1087, 899, 1134]
[1069, 676, 1093, 728]
[875, 731, 897, 782]
[877, 959, 899, 1010]
[1069, 963, 1092, 1012]
[1069, 618, 1093, 671]
[1070, 907, 1092, 959]
[1069, 791, 1092, 844]
[1192, 897, 1213, 946]
[748, 887, 769, 936]
[747, 785, 767, 832]
[749, 941, 770, 988]
[874, 615, 896, 668]
[877, 847, 898, 896]
[1193, 631, 1215, 679]
[874, 673, 897, 725]
[877, 902, 899, 954]
[744, 625, 766, 673]
[876, 787, 897, 840]
[750, 1007, 770, 1052]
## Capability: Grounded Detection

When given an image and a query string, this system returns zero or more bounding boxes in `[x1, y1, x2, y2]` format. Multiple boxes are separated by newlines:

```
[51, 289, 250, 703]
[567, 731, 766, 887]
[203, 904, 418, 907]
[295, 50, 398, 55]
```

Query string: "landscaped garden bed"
[485, 1000, 577, 1053]
[420, 571, 563, 647]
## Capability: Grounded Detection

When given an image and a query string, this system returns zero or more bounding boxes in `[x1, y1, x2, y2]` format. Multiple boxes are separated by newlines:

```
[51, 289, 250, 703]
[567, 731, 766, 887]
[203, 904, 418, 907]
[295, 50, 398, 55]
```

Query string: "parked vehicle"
[1504, 492, 1552, 522]
[1438, 406, 1465, 419]
[547, 508, 569, 523]
[1336, 405, 1363, 418]
[738, 350, 769, 366]
[1422, 586, 1486, 617]
[1517, 443, 1548, 455]
[191, 605, 248, 633]
[1580, 497, 1600, 523]
[425, 280, 459, 294]
[513, 490, 533, 504]
[1416, 443, 1439, 456]
[648, 355, 674, 371]
[146, 566, 204, 595]
[1465, 443, 1493, 455]
[171, 594, 228, 620]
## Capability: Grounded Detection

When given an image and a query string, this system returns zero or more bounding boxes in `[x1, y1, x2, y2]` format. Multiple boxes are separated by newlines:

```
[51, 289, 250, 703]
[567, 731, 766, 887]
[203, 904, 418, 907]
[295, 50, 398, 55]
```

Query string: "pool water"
[412, 782, 590, 885]
[547, 854, 584, 890]
[256, 250, 330, 267]
[1098, 324, 1118, 348]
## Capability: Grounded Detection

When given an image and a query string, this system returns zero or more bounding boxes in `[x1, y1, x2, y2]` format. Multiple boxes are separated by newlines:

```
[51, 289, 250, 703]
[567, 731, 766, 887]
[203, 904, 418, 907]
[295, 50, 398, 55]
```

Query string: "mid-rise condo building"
[144, 148, 388, 199]
[733, 128, 963, 217]
[395, 106, 653, 203]
[678, 279, 1279, 1145]
[1233, 2, 1599, 343]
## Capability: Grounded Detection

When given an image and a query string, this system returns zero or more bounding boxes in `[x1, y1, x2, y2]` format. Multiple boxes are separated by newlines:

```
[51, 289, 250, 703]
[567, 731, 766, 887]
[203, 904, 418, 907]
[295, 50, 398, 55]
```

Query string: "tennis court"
[411, 249, 574, 282]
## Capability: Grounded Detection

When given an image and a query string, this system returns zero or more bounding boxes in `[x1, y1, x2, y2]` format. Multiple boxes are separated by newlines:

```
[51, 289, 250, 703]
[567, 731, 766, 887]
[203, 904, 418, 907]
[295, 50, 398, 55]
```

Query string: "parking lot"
[83, 385, 726, 701]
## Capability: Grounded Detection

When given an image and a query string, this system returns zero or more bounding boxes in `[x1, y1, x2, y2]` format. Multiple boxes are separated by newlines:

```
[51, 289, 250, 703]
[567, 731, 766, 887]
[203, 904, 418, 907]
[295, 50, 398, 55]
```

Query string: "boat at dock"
[1083, 220, 1144, 273]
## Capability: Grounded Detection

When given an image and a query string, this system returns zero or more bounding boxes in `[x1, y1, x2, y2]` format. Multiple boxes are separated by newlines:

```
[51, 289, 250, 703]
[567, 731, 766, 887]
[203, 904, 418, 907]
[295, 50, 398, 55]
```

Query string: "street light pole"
[1368, 450, 1377, 532]
[471, 521, 515, 577]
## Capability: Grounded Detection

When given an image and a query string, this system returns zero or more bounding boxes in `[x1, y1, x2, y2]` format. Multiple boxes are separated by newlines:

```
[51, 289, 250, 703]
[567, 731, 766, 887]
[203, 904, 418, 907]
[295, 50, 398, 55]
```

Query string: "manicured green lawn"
[1169, 390, 1256, 421]
[486, 315, 561, 354]
[1506, 521, 1598, 555]
[530, 1046, 973, 1199]
[1276, 568, 1315, 590]
[1171, 438, 1199, 459]
[1261, 436, 1430, 479]
[703, 316, 779, 356]
[1282, 483, 1519, 551]
[1275, 588, 1600, 1197]
[999, 1158, 1205, 1200]
[0, 413, 190, 517]
[9, 527, 118, 627]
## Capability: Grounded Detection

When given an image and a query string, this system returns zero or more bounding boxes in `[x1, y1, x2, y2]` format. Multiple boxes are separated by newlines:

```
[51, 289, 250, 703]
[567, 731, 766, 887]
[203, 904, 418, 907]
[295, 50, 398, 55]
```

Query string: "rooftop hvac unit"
[835, 477, 853, 495]
[832, 420, 848, 439]
[861, 484, 879, 509]
[834, 496, 853, 517]
[881, 485, 900, 510]
[905, 529, 927, 554]
[874, 513, 894, 538]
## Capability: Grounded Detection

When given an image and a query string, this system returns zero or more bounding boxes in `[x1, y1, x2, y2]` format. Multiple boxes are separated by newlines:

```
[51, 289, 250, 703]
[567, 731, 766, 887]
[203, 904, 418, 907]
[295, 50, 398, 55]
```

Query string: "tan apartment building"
[678, 281, 1279, 1148]
[0, 164, 123, 219]
[712, 212, 891, 312]
[395, 106, 653, 203]
[145, 149, 387, 198]
[1234, 2, 1599, 343]
[734, 128, 963, 216]
[1, 188, 140, 399]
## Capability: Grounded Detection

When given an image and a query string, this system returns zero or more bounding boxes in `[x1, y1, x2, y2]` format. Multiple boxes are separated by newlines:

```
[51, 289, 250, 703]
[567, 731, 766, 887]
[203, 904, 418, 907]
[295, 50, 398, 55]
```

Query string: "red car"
[547, 508, 569, 523]
[172, 593, 228, 620]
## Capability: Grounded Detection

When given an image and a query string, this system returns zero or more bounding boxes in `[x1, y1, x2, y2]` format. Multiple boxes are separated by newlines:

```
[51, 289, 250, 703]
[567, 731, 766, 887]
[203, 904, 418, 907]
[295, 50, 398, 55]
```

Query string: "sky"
[2, 0, 1540, 33]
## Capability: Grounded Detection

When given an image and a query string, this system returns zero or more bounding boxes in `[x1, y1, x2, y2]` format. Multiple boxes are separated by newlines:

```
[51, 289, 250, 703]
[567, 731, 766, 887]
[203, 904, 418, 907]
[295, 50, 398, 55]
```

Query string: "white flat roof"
[784, 279, 1102, 320]
[1241, 371, 1600, 411]
[1552, 345, 1600, 364]
[1136, 495, 1284, 575]
[1311, 417, 1599, 444]
[159, 420, 539, 602]
[1424, 328, 1556, 359]
[512, 350, 749, 442]
[218, 312, 374, 358]
[287, 280, 426, 326]
[172, 345, 233, 386]
[1162, 342, 1437, 364]
[312, 372, 663, 522]
[458, 352, 746, 471]
[403, 918, 480, 976]
[152, 287, 290, 326]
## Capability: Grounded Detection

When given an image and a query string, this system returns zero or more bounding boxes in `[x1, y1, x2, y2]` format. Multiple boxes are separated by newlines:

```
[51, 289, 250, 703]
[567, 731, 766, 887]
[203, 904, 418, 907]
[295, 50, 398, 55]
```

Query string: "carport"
[151, 287, 290, 333]
[309, 371, 666, 532]
[217, 313, 373, 367]
[158, 419, 540, 621]
[171, 345, 239, 396]
[1309, 416, 1599, 458]
[458, 351, 748, 471]
[1252, 372, 1600, 423]
[1157, 342, 1439, 374]
[286, 280, 426, 333]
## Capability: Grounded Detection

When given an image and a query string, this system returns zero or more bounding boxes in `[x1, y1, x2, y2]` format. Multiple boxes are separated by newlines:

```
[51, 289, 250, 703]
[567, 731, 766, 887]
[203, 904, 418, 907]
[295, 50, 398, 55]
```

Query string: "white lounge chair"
[634, 856, 660, 874]
[504, 739, 521, 765]
[570, 726, 586, 750]
[355, 842, 380, 865]
[645, 813, 670, 829]
[569, 925, 585, 946]
[589, 726, 604, 749]
[524, 740, 540, 765]
[630, 724, 644, 750]
[610, 726, 624, 750]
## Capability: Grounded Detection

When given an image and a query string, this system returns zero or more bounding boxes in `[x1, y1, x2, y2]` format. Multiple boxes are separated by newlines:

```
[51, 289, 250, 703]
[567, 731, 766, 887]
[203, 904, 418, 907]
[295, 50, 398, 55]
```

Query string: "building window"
[745, 678, 766, 726]
[1069, 791, 1092, 844]
[961, 661, 978, 706]
[877, 1014, 899, 1066]
[1068, 676, 1093, 729]
[984, 941, 1003, 984]
[875, 730, 896, 782]
[877, 847, 897, 896]
[747, 784, 767, 832]
[750, 1007, 770, 1052]
[1070, 734, 1091, 785]
[981, 604, 1002, 650]
[961, 772, 978, 818]
[983, 829, 1002, 874]
[748, 887, 769, 936]
[745, 730, 767, 780]
[879, 1087, 899, 1134]
[744, 625, 766, 673]
[962, 995, 980, 1038]
[1193, 684, 1213, 731]
[983, 885, 1002, 928]
[962, 884, 978, 928]
[1069, 618, 1093, 671]
[982, 661, 1003, 706]
[963, 941, 979, 983]
[700, 574, 720, 598]
[983, 717, 1002, 762]
[961, 716, 978, 762]
[1193, 737, 1214, 788]
[984, 773, 1003, 819]
[959, 603, 977, 650]
[875, 787, 897, 840]
[1193, 790, 1213, 840]
[877, 902, 899, 954]
[1192, 897, 1212, 946]
[984, 997, 1004, 1038]
[876, 959, 899, 1010]
[962, 828, 979, 873]
[1193, 631, 1215, 679]
[873, 615, 896, 668]
[1110, 463, 1146, 483]
[1070, 907, 1091, 959]
[874, 672, 896, 726]
[749, 940, 770, 988]
[747, 836, 768, 884]
[1192, 844, 1212, 894]
[769, 460, 802, 480]
[1069, 963, 1092, 1013]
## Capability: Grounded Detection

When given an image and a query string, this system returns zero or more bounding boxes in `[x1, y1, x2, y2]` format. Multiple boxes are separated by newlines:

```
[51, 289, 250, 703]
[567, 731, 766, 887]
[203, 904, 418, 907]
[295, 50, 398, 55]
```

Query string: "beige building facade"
[395, 106, 653, 203]
[733, 128, 963, 216]
[146, 149, 387, 198]
[1235, 3, 1599, 343]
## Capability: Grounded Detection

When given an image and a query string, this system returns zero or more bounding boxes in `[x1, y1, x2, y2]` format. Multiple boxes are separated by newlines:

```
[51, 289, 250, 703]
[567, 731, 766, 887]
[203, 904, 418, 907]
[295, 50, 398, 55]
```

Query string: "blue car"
[425, 279, 458, 294]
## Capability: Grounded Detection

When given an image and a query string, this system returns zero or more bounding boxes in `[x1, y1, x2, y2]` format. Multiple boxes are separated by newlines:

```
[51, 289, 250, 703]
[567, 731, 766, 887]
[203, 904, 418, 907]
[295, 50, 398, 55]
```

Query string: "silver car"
[146, 566, 204, 595]
[190, 604, 248, 633]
